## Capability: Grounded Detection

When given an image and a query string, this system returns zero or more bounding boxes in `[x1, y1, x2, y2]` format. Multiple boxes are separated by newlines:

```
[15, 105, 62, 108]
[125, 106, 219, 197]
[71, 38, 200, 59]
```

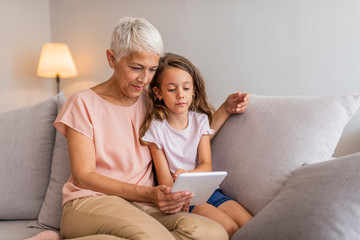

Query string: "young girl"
[140, 53, 252, 238]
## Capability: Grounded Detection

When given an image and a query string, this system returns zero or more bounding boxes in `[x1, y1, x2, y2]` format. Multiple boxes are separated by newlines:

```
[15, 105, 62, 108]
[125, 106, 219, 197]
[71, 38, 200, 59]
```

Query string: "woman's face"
[109, 50, 160, 101]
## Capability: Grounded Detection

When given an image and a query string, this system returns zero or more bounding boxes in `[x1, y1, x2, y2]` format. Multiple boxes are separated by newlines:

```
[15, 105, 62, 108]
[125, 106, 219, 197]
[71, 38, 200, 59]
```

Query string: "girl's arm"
[148, 143, 193, 213]
[211, 91, 250, 138]
[67, 126, 190, 214]
[190, 134, 212, 172]
[148, 143, 174, 187]
[174, 135, 212, 178]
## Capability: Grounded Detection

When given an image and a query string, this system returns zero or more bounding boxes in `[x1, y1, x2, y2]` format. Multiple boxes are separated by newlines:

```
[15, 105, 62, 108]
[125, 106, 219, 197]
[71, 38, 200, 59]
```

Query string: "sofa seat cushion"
[233, 152, 360, 240]
[0, 220, 47, 240]
[0, 95, 58, 220]
[211, 93, 360, 215]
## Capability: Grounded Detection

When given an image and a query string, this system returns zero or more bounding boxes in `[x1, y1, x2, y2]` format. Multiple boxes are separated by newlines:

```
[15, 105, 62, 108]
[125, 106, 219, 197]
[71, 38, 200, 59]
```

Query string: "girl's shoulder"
[148, 118, 166, 130]
[189, 111, 209, 121]
[188, 111, 211, 128]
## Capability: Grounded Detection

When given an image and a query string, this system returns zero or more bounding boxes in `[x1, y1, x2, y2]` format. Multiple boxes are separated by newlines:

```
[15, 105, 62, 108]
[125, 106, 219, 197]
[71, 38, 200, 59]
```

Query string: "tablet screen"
[171, 171, 227, 205]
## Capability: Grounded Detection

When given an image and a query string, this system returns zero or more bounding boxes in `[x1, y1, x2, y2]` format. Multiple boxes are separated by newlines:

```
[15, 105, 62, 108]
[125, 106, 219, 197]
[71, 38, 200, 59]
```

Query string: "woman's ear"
[153, 87, 162, 100]
[106, 49, 116, 69]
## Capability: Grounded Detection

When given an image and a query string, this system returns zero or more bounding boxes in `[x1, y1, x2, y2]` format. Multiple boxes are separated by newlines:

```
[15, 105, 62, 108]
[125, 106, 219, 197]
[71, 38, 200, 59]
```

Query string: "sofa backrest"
[211, 93, 360, 215]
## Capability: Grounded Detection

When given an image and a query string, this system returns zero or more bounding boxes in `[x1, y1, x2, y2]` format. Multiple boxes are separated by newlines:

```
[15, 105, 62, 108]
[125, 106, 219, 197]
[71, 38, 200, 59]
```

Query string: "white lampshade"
[37, 42, 77, 78]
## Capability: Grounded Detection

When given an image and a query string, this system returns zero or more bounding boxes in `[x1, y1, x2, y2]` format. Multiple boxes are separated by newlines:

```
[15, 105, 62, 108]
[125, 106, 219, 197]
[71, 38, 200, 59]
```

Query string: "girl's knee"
[223, 220, 239, 239]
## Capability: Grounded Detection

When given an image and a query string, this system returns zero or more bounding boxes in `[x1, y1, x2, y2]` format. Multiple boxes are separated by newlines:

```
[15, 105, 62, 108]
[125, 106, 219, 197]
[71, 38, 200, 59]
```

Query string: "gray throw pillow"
[211, 93, 360, 215]
[233, 152, 360, 240]
[0, 95, 57, 219]
[29, 93, 71, 229]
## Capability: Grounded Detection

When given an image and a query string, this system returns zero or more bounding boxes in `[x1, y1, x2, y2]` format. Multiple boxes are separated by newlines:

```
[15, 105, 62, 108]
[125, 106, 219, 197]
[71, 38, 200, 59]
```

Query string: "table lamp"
[37, 42, 78, 93]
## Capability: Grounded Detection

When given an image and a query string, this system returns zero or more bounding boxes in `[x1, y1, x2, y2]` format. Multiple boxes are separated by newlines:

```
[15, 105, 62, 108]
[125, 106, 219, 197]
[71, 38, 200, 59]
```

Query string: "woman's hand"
[210, 91, 250, 137]
[181, 199, 191, 213]
[223, 91, 250, 115]
[149, 185, 193, 214]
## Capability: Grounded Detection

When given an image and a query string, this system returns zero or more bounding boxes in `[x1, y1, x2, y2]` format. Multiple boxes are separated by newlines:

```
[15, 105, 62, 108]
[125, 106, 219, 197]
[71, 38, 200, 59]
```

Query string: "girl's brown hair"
[140, 53, 214, 145]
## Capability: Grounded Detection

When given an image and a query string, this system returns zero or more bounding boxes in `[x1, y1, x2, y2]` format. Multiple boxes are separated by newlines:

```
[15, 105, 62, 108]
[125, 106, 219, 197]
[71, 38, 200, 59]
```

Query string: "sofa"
[0, 92, 360, 240]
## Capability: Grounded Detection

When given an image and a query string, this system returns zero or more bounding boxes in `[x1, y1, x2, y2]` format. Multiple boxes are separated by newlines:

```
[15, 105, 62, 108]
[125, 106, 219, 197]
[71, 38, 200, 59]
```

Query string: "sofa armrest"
[232, 152, 360, 240]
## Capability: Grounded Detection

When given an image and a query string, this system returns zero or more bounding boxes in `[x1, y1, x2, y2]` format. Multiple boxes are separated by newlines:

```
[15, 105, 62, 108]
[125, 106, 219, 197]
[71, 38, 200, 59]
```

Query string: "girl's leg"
[217, 200, 253, 227]
[60, 195, 175, 240]
[143, 204, 228, 240]
[191, 203, 237, 239]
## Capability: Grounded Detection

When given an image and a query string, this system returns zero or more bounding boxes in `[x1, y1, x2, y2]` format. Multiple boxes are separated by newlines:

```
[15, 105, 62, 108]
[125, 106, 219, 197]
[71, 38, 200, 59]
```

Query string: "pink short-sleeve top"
[54, 89, 154, 205]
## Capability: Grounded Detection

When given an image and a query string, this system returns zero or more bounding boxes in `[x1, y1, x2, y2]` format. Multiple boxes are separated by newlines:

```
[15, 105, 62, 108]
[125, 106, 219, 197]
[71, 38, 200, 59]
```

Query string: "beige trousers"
[60, 195, 228, 240]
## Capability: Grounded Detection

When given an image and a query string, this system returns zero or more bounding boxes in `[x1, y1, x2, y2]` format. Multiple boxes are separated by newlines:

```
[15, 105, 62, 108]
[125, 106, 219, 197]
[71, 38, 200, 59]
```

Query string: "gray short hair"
[110, 17, 164, 61]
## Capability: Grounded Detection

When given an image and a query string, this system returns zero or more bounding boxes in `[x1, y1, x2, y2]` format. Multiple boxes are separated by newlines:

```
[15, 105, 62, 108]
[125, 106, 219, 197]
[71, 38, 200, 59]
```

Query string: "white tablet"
[171, 171, 228, 205]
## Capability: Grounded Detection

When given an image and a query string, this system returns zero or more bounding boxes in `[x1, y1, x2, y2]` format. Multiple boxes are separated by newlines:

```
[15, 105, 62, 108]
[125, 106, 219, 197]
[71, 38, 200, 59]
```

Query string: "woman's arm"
[67, 126, 191, 214]
[211, 91, 250, 138]
[148, 143, 174, 187]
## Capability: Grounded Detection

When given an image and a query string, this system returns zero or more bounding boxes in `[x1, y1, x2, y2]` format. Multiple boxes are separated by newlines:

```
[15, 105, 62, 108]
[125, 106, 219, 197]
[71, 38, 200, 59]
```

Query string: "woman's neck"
[166, 111, 189, 130]
[92, 78, 139, 107]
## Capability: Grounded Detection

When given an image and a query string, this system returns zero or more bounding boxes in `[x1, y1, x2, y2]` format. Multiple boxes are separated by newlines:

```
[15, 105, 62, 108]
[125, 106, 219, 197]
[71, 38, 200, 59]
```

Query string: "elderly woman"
[54, 17, 249, 240]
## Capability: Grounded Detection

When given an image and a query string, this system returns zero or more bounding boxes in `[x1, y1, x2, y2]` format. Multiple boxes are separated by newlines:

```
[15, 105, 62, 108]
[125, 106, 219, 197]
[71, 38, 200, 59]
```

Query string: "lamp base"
[56, 74, 60, 94]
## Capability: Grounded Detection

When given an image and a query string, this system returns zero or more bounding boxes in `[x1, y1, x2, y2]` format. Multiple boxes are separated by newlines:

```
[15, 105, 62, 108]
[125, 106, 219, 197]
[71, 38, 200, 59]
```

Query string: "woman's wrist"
[136, 185, 155, 204]
[219, 101, 232, 119]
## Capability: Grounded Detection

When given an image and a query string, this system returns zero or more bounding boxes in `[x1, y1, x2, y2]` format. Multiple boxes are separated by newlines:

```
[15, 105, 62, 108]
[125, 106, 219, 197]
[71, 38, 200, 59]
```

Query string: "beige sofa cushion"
[212, 93, 360, 215]
[233, 152, 360, 240]
[0, 95, 57, 219]
[34, 93, 71, 229]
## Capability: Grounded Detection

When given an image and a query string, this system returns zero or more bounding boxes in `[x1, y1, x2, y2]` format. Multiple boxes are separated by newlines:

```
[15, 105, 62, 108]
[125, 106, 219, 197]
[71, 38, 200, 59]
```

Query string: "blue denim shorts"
[189, 188, 232, 212]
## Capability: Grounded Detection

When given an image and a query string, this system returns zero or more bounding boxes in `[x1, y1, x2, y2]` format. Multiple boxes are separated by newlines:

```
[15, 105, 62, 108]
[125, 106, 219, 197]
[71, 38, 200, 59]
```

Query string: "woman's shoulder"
[67, 89, 95, 102]
[59, 89, 101, 115]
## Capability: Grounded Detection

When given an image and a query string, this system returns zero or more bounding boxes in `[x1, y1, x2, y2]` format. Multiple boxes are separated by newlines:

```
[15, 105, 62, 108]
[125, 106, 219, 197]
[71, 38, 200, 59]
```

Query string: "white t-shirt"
[142, 111, 214, 173]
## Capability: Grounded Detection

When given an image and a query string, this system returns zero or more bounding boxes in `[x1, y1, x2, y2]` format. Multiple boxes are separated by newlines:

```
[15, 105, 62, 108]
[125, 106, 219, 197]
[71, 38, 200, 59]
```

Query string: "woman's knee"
[172, 214, 229, 240]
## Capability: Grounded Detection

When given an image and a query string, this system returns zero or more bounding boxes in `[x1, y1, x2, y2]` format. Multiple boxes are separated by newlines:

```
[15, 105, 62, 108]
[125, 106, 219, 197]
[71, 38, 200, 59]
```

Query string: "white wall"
[1, 0, 359, 156]
[0, 0, 53, 111]
[49, 0, 360, 157]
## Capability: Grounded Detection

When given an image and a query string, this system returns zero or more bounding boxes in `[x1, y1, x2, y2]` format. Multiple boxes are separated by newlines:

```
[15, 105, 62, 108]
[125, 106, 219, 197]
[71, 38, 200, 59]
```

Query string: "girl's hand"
[173, 169, 188, 181]
[224, 91, 250, 114]
[149, 185, 193, 214]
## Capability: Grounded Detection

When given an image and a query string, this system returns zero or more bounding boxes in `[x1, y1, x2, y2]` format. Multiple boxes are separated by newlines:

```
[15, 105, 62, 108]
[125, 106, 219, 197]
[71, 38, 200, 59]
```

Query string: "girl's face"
[108, 50, 160, 102]
[154, 67, 194, 117]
